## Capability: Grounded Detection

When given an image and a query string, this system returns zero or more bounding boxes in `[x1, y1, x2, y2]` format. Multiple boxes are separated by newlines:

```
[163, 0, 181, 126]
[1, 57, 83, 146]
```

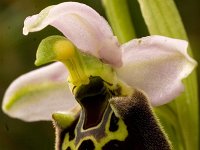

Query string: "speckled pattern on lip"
[54, 77, 171, 150]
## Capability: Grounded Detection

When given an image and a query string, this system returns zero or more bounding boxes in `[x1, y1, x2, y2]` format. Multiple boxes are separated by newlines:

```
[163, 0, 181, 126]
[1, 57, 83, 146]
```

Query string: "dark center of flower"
[75, 76, 112, 129]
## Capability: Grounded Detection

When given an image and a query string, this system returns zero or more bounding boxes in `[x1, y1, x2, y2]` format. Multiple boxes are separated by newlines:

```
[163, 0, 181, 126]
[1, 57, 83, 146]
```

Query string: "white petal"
[23, 2, 122, 67]
[116, 35, 197, 106]
[2, 62, 79, 122]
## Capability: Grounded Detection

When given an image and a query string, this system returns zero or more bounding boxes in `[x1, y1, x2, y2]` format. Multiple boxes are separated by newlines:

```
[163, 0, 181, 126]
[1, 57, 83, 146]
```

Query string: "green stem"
[102, 0, 136, 43]
[137, 0, 199, 149]
[154, 105, 185, 150]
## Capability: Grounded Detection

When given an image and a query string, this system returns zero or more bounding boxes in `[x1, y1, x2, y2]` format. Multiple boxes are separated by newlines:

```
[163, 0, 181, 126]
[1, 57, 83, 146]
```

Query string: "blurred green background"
[0, 0, 199, 149]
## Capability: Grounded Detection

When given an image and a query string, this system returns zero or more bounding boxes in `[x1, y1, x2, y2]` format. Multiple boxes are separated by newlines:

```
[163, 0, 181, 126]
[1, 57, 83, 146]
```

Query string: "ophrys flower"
[2, 2, 197, 150]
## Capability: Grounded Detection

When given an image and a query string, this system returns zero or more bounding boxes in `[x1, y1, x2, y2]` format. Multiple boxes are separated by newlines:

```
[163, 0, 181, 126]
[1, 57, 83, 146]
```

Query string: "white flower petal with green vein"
[116, 35, 197, 106]
[2, 62, 79, 121]
[23, 2, 122, 67]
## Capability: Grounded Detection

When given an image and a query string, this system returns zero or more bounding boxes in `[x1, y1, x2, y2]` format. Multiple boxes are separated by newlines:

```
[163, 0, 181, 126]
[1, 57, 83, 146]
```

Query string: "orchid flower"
[1, 2, 197, 149]
[2, 2, 197, 149]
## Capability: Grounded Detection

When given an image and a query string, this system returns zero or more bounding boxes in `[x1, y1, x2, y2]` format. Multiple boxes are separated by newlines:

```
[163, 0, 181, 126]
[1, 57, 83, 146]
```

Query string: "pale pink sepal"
[116, 35, 197, 106]
[2, 62, 79, 121]
[23, 2, 122, 67]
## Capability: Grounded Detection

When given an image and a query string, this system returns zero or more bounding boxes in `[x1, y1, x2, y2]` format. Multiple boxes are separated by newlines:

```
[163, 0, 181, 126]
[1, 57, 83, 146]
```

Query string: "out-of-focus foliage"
[0, 0, 199, 149]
